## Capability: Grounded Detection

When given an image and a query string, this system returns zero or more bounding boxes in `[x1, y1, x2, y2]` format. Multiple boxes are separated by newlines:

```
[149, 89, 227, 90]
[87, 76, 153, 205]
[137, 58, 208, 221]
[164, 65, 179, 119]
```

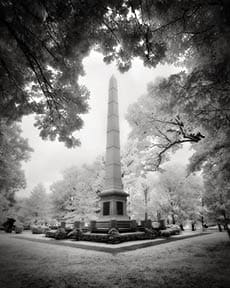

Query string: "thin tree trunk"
[179, 223, 184, 231]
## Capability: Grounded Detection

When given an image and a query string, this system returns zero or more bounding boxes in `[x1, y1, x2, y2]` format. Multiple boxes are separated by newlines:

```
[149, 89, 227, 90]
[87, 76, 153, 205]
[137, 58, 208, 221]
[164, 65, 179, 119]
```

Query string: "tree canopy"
[13, 183, 50, 225]
[1, 0, 229, 147]
[125, 65, 230, 219]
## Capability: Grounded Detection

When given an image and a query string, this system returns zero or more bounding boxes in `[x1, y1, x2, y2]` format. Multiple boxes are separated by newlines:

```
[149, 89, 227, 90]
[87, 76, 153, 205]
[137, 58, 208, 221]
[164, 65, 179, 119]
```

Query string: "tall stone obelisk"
[99, 75, 129, 220]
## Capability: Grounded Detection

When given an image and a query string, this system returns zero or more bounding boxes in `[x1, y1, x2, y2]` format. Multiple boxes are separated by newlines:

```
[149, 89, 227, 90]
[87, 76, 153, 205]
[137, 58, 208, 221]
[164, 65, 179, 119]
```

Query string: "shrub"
[3, 218, 16, 233]
[31, 225, 49, 234]
[31, 226, 44, 234]
[23, 224, 31, 230]
[55, 228, 67, 240]
[144, 228, 158, 239]
[166, 224, 180, 235]
[81, 233, 108, 243]
[15, 225, 24, 234]
[67, 229, 83, 240]
[160, 230, 171, 238]
[107, 228, 120, 244]
[45, 229, 57, 238]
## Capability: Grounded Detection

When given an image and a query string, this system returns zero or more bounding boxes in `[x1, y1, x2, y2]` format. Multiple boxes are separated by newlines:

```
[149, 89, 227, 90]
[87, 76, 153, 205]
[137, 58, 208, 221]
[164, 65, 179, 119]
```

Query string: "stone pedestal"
[99, 191, 129, 220]
[159, 219, 166, 229]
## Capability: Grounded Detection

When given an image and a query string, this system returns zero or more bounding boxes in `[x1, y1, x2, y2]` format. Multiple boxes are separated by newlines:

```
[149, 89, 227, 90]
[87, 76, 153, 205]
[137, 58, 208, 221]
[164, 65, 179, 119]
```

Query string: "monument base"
[90, 219, 137, 233]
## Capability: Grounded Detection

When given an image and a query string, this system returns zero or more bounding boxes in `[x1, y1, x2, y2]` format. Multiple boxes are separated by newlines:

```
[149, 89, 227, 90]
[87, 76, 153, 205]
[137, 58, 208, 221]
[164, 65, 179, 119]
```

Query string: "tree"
[202, 165, 230, 225]
[155, 164, 203, 225]
[126, 68, 230, 214]
[0, 120, 32, 223]
[50, 157, 105, 221]
[0, 0, 96, 147]
[122, 161, 203, 224]
[26, 183, 50, 221]
[11, 183, 51, 225]
[124, 174, 159, 221]
[24, 183, 50, 223]
[125, 75, 205, 171]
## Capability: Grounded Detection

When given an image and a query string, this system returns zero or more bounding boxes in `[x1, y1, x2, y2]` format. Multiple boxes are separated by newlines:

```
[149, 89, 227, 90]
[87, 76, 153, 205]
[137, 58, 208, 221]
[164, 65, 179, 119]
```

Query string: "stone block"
[90, 220, 96, 232]
[74, 221, 81, 229]
[110, 220, 117, 229]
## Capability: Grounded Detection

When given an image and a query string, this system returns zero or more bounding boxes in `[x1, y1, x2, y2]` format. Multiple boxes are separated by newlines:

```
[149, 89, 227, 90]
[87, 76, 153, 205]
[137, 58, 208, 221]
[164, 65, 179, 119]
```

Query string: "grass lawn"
[0, 231, 229, 288]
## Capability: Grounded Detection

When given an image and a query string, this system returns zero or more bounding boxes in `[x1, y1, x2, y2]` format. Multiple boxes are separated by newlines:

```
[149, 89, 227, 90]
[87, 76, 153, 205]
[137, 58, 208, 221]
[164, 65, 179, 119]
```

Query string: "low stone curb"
[12, 231, 211, 254]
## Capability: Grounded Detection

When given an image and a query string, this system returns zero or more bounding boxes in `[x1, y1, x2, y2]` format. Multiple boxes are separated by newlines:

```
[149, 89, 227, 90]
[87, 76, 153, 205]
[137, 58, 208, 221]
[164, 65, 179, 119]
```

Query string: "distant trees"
[10, 158, 205, 227]
[13, 183, 50, 224]
[123, 161, 203, 225]
[11, 158, 105, 225]
[203, 169, 230, 226]
[50, 158, 105, 222]
[155, 165, 203, 226]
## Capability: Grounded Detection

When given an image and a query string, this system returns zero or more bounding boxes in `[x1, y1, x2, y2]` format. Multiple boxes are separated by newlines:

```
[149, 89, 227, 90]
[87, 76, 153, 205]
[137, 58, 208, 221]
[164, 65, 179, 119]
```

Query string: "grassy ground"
[0, 231, 229, 288]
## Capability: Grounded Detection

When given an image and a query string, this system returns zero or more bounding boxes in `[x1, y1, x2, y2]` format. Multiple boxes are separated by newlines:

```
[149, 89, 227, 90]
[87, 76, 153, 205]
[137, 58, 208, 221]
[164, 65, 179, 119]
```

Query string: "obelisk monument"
[99, 75, 129, 220]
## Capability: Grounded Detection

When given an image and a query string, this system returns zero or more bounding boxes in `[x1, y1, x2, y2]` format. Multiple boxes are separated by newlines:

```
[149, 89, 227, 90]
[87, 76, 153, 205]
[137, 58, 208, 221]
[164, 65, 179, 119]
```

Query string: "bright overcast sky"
[19, 51, 193, 197]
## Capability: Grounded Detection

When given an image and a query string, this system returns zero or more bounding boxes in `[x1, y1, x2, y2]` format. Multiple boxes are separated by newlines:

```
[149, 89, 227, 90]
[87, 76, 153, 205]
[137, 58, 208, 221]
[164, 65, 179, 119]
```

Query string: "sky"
[19, 51, 193, 197]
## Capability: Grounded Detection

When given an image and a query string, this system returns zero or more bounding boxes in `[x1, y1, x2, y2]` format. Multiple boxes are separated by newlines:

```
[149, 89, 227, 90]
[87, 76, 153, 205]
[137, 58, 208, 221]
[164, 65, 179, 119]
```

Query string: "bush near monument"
[67, 229, 83, 240]
[160, 225, 181, 238]
[32, 225, 49, 234]
[14, 221, 24, 234]
[45, 230, 57, 239]
[54, 228, 67, 240]
[3, 218, 16, 233]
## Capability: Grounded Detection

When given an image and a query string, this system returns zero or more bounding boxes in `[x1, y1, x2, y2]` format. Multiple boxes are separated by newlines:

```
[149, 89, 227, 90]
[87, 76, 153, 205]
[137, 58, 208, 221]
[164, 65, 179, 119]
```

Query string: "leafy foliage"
[0, 0, 96, 147]
[154, 164, 203, 224]
[13, 183, 50, 224]
[126, 74, 206, 171]
[50, 158, 105, 221]
[123, 161, 203, 223]
[126, 67, 230, 220]
[202, 163, 230, 222]
[124, 1, 230, 214]
[1, 0, 229, 147]
[0, 120, 32, 223]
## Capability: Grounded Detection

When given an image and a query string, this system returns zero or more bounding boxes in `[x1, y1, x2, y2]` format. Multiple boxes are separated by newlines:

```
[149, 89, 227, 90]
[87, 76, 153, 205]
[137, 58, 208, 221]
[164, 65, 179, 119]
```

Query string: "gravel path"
[0, 231, 229, 288]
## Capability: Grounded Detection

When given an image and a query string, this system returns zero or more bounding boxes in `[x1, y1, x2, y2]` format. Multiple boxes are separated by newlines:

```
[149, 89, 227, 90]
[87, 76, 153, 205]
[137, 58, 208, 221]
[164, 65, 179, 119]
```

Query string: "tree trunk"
[218, 223, 222, 232]
[222, 212, 230, 238]
[179, 224, 184, 231]
[191, 222, 196, 231]
[223, 211, 228, 230]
